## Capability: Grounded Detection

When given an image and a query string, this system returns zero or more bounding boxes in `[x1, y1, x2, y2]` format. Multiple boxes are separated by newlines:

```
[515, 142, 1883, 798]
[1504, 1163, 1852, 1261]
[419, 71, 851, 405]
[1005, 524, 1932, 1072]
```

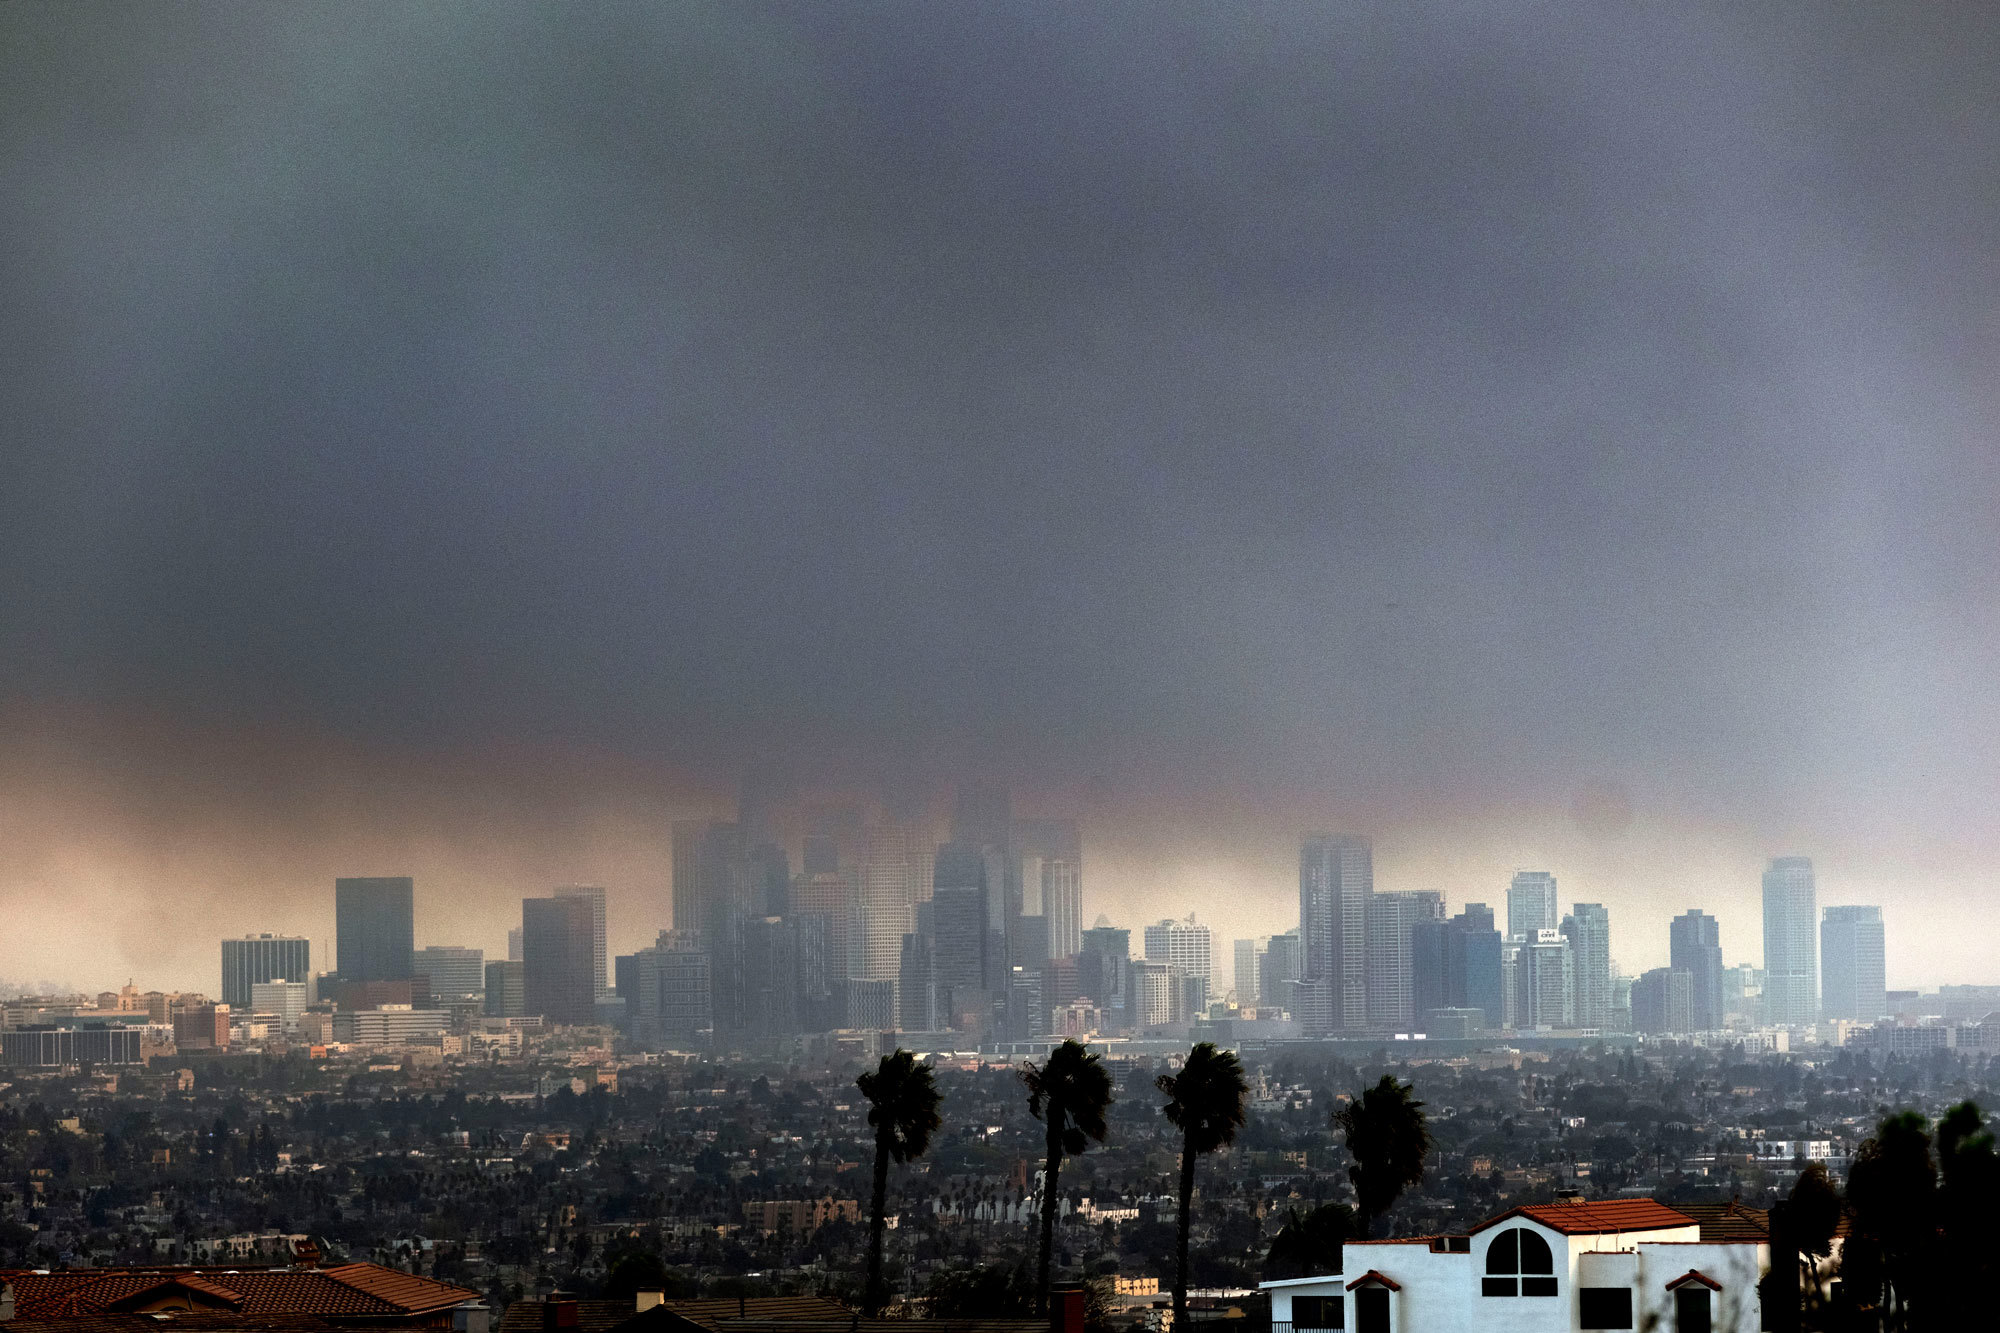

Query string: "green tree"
[1263, 1203, 1353, 1280]
[856, 1049, 944, 1315]
[1334, 1075, 1432, 1238]
[1936, 1100, 1999, 1331]
[1157, 1042, 1249, 1330]
[1846, 1110, 1936, 1332]
[1763, 1160, 1842, 1333]
[1022, 1039, 1114, 1313]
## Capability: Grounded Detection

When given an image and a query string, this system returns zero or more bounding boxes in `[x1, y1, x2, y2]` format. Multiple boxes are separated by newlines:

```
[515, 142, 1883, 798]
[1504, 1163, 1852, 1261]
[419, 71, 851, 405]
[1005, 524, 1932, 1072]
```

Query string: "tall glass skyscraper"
[334, 876, 414, 983]
[1562, 903, 1613, 1029]
[521, 894, 597, 1026]
[1507, 871, 1559, 940]
[1762, 856, 1819, 1026]
[220, 934, 311, 1009]
[1300, 835, 1372, 1032]
[1821, 905, 1887, 1021]
[1668, 909, 1724, 1031]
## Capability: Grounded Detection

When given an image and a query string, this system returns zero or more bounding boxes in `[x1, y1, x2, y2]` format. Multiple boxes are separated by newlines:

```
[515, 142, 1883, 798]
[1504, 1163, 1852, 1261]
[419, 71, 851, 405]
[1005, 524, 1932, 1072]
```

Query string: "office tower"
[671, 820, 705, 932]
[1144, 917, 1213, 986]
[1078, 923, 1131, 1029]
[1506, 871, 1559, 940]
[1004, 966, 1046, 1038]
[740, 916, 798, 1037]
[412, 946, 485, 1003]
[1017, 818, 1083, 958]
[1763, 856, 1819, 1026]
[846, 978, 896, 1030]
[899, 925, 939, 1031]
[1366, 891, 1446, 1030]
[1668, 910, 1725, 1031]
[1132, 959, 1174, 1028]
[507, 928, 523, 962]
[792, 868, 860, 981]
[250, 980, 309, 1032]
[219, 935, 311, 1009]
[1561, 904, 1613, 1029]
[789, 913, 839, 1031]
[554, 884, 611, 998]
[1042, 856, 1083, 961]
[1014, 914, 1051, 968]
[1513, 929, 1574, 1028]
[1234, 938, 1267, 1006]
[484, 960, 525, 1018]
[173, 1004, 230, 1051]
[1632, 968, 1693, 1034]
[335, 877, 415, 983]
[616, 931, 711, 1045]
[931, 872, 991, 1029]
[1822, 906, 1887, 1022]
[1412, 906, 1503, 1031]
[1260, 929, 1302, 1008]
[857, 818, 925, 1001]
[1300, 835, 1372, 1031]
[521, 895, 596, 1026]
[749, 842, 791, 918]
[1721, 963, 1764, 1025]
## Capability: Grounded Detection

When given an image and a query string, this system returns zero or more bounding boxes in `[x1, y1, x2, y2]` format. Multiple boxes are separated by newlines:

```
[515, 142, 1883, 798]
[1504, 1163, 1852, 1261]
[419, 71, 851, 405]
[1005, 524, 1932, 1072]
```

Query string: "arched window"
[1482, 1227, 1558, 1296]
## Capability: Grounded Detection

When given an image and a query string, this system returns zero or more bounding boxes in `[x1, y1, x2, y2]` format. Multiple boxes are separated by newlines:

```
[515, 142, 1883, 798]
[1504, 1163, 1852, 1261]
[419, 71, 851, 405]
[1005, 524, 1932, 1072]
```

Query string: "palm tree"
[1021, 1039, 1114, 1313]
[1334, 1074, 1432, 1238]
[857, 1049, 943, 1315]
[1157, 1042, 1249, 1330]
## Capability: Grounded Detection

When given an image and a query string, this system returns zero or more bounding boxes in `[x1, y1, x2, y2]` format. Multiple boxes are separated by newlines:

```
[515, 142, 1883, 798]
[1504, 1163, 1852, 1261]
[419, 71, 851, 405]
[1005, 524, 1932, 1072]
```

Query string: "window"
[1292, 1296, 1342, 1330]
[1675, 1287, 1712, 1333]
[1482, 1227, 1558, 1296]
[1355, 1286, 1389, 1333]
[1579, 1287, 1634, 1330]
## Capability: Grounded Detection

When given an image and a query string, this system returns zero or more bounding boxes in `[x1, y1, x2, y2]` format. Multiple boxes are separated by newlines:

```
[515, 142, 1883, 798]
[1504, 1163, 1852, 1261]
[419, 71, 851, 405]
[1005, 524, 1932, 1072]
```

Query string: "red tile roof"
[1477, 1198, 1699, 1236]
[1343, 1271, 1401, 1292]
[0, 1266, 478, 1322]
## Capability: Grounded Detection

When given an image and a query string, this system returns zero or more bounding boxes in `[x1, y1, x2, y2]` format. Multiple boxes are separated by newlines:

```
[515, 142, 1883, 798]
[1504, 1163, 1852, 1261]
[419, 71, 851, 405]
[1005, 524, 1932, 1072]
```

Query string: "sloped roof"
[1343, 1271, 1401, 1292]
[646, 1299, 853, 1332]
[1476, 1198, 1698, 1236]
[0, 1266, 479, 1321]
[1670, 1202, 1770, 1242]
[1664, 1269, 1723, 1291]
[4, 1314, 338, 1333]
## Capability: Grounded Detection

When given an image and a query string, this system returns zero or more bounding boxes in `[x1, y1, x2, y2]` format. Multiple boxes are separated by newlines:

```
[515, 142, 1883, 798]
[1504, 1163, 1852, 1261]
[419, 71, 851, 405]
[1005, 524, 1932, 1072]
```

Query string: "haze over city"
[6, 3, 2000, 993]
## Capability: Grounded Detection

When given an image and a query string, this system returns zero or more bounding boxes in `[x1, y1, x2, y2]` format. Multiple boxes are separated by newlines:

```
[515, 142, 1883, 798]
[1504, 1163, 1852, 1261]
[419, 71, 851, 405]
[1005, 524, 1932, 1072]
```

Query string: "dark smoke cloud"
[3, 4, 1998, 987]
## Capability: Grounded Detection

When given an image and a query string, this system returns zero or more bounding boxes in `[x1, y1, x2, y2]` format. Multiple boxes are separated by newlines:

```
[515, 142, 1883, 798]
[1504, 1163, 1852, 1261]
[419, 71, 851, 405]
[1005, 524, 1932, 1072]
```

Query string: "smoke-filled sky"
[4, 4, 1998, 994]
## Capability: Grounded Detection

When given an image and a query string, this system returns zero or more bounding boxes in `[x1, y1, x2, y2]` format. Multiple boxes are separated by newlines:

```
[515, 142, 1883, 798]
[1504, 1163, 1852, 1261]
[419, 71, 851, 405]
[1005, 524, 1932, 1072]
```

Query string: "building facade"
[1507, 871, 1559, 940]
[521, 895, 597, 1026]
[219, 935, 311, 1009]
[1668, 910, 1724, 1031]
[1300, 835, 1372, 1032]
[1561, 904, 1612, 1029]
[334, 877, 414, 983]
[1762, 857, 1819, 1026]
[1821, 905, 1886, 1022]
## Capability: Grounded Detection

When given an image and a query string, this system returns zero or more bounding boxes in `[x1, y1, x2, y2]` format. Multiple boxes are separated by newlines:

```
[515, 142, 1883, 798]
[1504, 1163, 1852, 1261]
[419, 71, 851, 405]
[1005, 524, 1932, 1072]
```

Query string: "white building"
[1262, 1197, 1770, 1333]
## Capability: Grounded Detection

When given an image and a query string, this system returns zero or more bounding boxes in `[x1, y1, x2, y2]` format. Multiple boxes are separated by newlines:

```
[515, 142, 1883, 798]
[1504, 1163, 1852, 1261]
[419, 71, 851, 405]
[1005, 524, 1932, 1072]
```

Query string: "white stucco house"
[1261, 1197, 1770, 1333]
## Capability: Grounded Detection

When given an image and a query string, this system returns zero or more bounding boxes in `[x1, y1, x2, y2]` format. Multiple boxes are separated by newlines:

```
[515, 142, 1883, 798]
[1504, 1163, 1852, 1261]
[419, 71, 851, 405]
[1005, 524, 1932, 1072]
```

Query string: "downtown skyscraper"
[1821, 904, 1887, 1022]
[1507, 871, 1559, 939]
[334, 876, 414, 983]
[1762, 856, 1819, 1026]
[1561, 903, 1612, 1029]
[1668, 909, 1724, 1031]
[1300, 834, 1371, 1032]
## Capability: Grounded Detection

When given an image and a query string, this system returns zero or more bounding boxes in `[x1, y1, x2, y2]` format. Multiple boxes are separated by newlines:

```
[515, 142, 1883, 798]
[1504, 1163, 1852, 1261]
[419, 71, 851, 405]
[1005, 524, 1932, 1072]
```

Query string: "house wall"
[1636, 1243, 1767, 1333]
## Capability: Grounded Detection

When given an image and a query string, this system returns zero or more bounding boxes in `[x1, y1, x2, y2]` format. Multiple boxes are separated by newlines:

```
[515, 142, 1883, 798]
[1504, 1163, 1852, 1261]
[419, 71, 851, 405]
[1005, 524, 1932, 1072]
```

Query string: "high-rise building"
[1234, 937, 1268, 1006]
[1365, 891, 1446, 1030]
[1763, 856, 1819, 1026]
[856, 819, 925, 1002]
[1017, 818, 1082, 961]
[1561, 904, 1613, 1029]
[615, 930, 710, 1046]
[1506, 872, 1559, 940]
[1260, 929, 1302, 1008]
[507, 927, 523, 962]
[250, 980, 309, 1032]
[1300, 835, 1372, 1031]
[931, 873, 991, 1030]
[1144, 918, 1213, 990]
[219, 935, 311, 1009]
[1668, 910, 1724, 1031]
[412, 945, 485, 1003]
[521, 895, 596, 1026]
[740, 916, 798, 1038]
[1042, 856, 1083, 961]
[554, 885, 611, 999]
[899, 925, 939, 1031]
[335, 877, 414, 983]
[1632, 967, 1693, 1034]
[792, 868, 859, 981]
[1411, 906, 1503, 1031]
[484, 960, 525, 1018]
[1078, 923, 1131, 1030]
[1131, 959, 1174, 1028]
[1513, 929, 1574, 1029]
[1822, 906, 1887, 1022]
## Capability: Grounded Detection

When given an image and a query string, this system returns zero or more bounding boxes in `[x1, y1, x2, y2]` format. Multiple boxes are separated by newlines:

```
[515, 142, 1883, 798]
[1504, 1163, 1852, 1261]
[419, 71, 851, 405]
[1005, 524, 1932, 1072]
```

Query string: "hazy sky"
[4, 4, 1998, 992]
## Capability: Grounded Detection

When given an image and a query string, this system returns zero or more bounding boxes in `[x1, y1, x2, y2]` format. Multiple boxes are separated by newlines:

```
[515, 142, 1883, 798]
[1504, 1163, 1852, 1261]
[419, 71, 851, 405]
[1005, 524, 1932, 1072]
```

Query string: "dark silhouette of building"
[1669, 910, 1724, 1031]
[1412, 904, 1504, 1031]
[1300, 835, 1371, 1033]
[334, 877, 414, 983]
[522, 895, 596, 1026]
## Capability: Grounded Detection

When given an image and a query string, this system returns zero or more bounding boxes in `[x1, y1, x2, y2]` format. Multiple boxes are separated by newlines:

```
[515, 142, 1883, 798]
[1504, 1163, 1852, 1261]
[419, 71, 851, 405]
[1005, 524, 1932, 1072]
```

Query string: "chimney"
[635, 1292, 665, 1314]
[453, 1303, 490, 1333]
[1050, 1288, 1085, 1333]
[543, 1300, 579, 1333]
[1, 1281, 15, 1322]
